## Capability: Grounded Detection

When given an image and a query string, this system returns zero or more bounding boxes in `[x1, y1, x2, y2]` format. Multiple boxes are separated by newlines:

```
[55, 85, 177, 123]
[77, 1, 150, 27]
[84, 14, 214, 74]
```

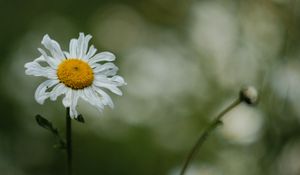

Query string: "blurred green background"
[0, 0, 300, 174]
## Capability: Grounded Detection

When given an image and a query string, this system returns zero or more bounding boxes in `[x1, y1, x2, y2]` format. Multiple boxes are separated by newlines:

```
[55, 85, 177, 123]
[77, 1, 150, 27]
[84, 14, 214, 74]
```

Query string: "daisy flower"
[25, 33, 126, 118]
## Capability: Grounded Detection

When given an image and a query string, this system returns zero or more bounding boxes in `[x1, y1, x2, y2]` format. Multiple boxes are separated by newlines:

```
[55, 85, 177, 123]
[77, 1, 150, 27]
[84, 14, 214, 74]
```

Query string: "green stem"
[66, 107, 72, 175]
[179, 98, 241, 175]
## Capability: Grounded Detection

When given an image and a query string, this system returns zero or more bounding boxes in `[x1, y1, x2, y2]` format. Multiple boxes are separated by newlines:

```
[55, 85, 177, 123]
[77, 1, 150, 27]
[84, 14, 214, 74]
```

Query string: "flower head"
[239, 86, 258, 105]
[25, 33, 126, 118]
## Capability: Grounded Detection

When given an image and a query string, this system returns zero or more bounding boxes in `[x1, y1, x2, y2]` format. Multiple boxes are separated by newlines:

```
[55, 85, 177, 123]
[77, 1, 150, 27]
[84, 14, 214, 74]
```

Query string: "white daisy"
[25, 33, 126, 118]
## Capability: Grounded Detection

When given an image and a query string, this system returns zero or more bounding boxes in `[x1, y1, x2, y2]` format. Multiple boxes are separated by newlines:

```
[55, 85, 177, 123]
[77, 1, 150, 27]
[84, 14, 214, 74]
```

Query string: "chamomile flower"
[25, 33, 126, 118]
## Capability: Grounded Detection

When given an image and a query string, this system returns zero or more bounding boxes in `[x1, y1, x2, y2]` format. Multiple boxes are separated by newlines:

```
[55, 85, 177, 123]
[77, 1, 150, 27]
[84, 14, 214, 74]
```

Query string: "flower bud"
[239, 86, 258, 105]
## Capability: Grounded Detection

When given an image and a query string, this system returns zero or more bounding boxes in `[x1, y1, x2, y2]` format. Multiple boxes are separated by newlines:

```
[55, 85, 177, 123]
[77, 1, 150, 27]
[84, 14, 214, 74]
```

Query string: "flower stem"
[66, 107, 72, 175]
[179, 98, 241, 175]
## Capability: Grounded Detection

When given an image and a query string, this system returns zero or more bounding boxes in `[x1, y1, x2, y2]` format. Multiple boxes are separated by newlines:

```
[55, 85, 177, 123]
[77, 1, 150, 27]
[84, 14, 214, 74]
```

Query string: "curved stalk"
[179, 98, 241, 175]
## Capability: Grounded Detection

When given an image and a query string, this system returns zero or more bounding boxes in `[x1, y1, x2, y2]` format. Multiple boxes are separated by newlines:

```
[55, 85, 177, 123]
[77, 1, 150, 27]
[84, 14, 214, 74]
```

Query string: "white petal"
[83, 87, 104, 112]
[94, 75, 126, 86]
[88, 52, 116, 65]
[78, 90, 88, 101]
[69, 90, 80, 118]
[82, 34, 92, 58]
[25, 60, 57, 79]
[82, 87, 97, 105]
[76, 33, 85, 59]
[110, 75, 127, 86]
[34, 55, 46, 62]
[93, 63, 119, 76]
[41, 34, 65, 60]
[93, 86, 114, 108]
[69, 39, 78, 58]
[69, 33, 92, 59]
[93, 78, 123, 96]
[49, 83, 68, 101]
[84, 45, 97, 60]
[37, 48, 60, 69]
[64, 51, 71, 58]
[34, 80, 59, 104]
[62, 89, 72, 107]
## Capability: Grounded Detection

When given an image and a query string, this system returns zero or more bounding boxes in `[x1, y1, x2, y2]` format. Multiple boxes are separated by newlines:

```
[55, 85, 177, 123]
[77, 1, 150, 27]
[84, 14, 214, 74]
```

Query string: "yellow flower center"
[57, 59, 94, 89]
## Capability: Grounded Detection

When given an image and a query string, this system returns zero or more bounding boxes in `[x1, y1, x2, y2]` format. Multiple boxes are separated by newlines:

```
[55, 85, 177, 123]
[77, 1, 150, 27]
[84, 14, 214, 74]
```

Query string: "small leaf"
[35, 115, 53, 131]
[35, 115, 58, 135]
[75, 114, 85, 123]
[35, 115, 66, 150]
